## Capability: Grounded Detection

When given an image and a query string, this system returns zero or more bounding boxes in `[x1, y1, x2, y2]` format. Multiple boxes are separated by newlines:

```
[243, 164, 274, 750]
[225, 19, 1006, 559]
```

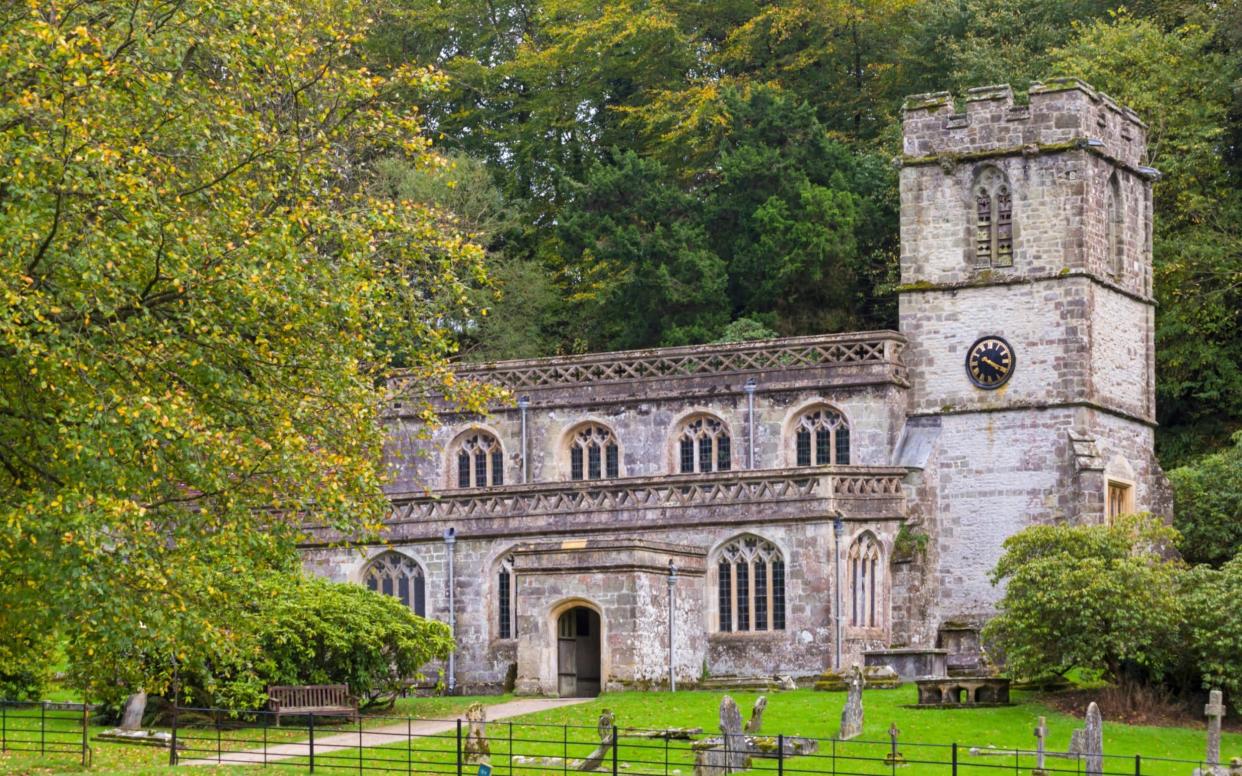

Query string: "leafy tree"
[0, 0, 490, 701]
[1169, 432, 1242, 567]
[706, 86, 898, 334]
[983, 516, 1184, 683]
[1181, 556, 1242, 700]
[714, 317, 779, 343]
[556, 150, 729, 349]
[176, 574, 453, 710]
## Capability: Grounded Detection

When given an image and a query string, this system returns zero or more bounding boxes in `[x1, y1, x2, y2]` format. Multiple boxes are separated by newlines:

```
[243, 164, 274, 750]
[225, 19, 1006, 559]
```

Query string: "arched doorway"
[556, 607, 601, 697]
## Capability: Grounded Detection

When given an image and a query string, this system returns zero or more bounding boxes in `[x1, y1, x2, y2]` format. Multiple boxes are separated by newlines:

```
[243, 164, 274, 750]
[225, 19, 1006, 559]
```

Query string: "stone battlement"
[902, 79, 1149, 170]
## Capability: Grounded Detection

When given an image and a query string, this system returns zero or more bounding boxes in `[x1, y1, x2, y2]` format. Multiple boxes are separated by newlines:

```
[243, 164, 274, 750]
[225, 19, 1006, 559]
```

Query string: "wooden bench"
[266, 685, 359, 727]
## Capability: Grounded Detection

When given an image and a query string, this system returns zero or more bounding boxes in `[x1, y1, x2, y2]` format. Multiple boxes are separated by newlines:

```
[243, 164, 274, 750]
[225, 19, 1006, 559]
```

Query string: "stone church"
[303, 79, 1171, 696]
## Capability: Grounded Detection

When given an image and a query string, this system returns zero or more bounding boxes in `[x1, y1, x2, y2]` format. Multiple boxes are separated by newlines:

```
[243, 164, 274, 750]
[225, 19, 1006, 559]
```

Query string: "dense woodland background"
[364, 0, 1242, 469]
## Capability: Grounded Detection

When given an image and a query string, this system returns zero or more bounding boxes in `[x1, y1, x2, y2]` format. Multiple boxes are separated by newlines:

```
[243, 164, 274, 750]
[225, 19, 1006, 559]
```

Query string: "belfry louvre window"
[364, 552, 426, 617]
[973, 167, 1013, 268]
[848, 534, 882, 629]
[569, 424, 620, 481]
[498, 555, 517, 639]
[794, 407, 850, 466]
[455, 432, 504, 488]
[717, 537, 785, 633]
[678, 416, 731, 473]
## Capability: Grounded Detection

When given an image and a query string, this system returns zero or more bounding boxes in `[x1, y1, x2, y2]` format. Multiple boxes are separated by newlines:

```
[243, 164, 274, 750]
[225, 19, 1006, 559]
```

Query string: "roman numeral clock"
[966, 336, 1015, 389]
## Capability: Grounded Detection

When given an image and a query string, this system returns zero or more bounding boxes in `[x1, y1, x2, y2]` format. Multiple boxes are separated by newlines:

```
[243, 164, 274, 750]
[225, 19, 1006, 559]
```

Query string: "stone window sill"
[709, 630, 787, 643]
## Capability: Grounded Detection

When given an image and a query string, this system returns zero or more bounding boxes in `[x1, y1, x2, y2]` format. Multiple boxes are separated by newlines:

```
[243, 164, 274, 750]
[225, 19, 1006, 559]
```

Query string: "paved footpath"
[181, 697, 591, 767]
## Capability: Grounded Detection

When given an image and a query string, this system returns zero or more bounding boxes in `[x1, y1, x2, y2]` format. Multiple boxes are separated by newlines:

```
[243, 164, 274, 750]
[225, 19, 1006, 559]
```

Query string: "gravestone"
[837, 664, 865, 740]
[1032, 716, 1048, 776]
[119, 691, 147, 731]
[463, 702, 490, 765]
[578, 710, 615, 772]
[1193, 691, 1230, 776]
[1206, 690, 1226, 768]
[719, 695, 748, 772]
[744, 697, 767, 735]
[883, 722, 905, 765]
[1068, 702, 1104, 776]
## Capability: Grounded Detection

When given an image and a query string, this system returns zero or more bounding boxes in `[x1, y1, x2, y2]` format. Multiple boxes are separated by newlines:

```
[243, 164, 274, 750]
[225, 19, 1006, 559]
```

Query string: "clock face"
[966, 336, 1015, 389]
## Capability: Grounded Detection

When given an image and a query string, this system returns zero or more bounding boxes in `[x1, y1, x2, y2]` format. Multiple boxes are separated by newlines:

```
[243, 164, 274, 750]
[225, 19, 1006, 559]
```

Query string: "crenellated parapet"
[902, 79, 1150, 172]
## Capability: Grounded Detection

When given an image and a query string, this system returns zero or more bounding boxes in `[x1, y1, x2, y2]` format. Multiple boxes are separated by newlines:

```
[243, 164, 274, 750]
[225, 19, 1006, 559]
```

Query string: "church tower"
[896, 80, 1171, 632]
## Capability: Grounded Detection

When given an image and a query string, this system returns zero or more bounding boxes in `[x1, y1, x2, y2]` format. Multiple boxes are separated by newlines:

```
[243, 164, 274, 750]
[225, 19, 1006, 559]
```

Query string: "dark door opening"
[556, 607, 601, 697]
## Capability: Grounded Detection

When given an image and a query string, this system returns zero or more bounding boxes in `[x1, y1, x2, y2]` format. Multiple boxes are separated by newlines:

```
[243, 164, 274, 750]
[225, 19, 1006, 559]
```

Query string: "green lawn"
[2, 688, 1235, 775]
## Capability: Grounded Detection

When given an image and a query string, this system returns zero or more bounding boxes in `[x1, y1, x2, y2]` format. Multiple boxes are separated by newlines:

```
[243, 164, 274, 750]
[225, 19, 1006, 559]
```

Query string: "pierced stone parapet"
[387, 331, 907, 410]
[302, 467, 908, 544]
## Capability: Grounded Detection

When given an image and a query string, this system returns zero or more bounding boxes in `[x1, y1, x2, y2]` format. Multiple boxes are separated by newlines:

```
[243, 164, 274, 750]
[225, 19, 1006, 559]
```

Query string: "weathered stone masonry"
[302, 79, 1170, 694]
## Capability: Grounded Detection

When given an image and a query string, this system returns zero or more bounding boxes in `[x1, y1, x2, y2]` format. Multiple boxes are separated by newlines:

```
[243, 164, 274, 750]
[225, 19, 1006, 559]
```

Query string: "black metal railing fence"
[0, 699, 1218, 776]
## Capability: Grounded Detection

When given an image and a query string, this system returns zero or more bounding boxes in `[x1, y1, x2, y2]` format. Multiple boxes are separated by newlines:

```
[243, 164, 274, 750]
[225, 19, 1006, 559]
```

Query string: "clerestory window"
[678, 416, 732, 473]
[794, 407, 850, 466]
[568, 424, 620, 481]
[454, 431, 504, 488]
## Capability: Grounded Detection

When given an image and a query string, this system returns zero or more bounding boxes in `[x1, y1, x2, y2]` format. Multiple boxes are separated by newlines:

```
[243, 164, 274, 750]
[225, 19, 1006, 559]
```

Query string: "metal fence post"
[216, 712, 221, 763]
[778, 733, 785, 775]
[407, 717, 412, 776]
[170, 703, 179, 766]
[41, 701, 46, 755]
[309, 713, 316, 773]
[611, 721, 618, 776]
[1135, 754, 1142, 775]
[359, 716, 364, 776]
[457, 718, 464, 776]
[263, 712, 268, 767]
[81, 702, 89, 767]
[2, 701, 6, 752]
[952, 742, 958, 776]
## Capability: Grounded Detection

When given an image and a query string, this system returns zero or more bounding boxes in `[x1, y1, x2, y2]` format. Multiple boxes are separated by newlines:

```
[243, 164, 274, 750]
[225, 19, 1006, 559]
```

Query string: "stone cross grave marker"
[837, 664, 865, 740]
[884, 722, 905, 766]
[463, 702, 490, 765]
[1206, 689, 1227, 768]
[1032, 716, 1048, 775]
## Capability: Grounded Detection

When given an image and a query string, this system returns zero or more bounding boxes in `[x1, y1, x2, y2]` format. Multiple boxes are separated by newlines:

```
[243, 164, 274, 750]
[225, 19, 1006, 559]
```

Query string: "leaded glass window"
[363, 552, 426, 617]
[454, 432, 504, 488]
[848, 533, 883, 629]
[716, 536, 785, 633]
[568, 424, 620, 481]
[793, 407, 850, 466]
[678, 416, 731, 474]
[498, 554, 517, 639]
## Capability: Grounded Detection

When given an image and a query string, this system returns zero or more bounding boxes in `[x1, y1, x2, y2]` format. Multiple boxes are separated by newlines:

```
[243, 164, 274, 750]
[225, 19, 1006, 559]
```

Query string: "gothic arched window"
[1107, 173, 1123, 278]
[498, 554, 517, 639]
[454, 431, 504, 488]
[973, 166, 1013, 268]
[793, 406, 850, 466]
[363, 552, 426, 617]
[678, 416, 731, 473]
[568, 424, 620, 481]
[848, 533, 883, 629]
[717, 536, 785, 633]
